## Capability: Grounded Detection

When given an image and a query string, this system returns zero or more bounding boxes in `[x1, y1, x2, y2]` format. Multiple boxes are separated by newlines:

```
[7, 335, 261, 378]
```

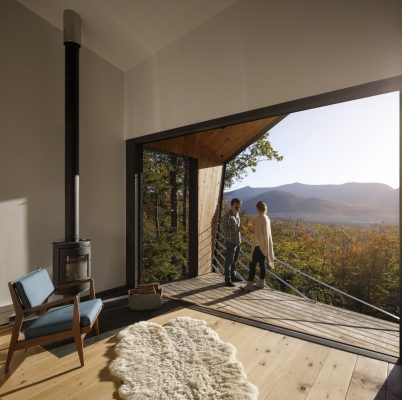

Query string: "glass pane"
[142, 150, 190, 284]
[66, 255, 88, 281]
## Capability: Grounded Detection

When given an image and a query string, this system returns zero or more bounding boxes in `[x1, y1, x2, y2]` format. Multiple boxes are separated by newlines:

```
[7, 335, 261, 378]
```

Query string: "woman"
[243, 201, 274, 292]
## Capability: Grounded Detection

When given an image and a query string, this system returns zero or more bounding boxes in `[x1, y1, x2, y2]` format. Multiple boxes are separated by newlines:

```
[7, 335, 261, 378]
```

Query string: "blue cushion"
[24, 299, 103, 339]
[14, 268, 54, 309]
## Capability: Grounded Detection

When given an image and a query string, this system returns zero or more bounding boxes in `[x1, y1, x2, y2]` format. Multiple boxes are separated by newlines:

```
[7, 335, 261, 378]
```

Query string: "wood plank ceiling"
[146, 115, 286, 167]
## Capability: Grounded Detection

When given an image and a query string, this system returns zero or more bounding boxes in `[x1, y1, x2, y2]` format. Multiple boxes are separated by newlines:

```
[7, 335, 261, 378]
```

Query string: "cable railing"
[214, 230, 400, 322]
[214, 240, 272, 289]
[215, 231, 307, 298]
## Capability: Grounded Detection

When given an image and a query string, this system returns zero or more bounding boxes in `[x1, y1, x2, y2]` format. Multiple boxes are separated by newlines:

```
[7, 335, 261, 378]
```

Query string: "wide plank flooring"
[0, 303, 401, 399]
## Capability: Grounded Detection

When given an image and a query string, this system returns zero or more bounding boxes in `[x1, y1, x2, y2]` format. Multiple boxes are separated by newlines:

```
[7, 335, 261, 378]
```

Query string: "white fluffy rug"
[109, 317, 258, 400]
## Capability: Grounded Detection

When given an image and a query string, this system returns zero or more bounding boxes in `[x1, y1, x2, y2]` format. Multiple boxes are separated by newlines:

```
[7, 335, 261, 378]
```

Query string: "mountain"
[224, 183, 399, 224]
[224, 186, 269, 202]
[273, 182, 399, 210]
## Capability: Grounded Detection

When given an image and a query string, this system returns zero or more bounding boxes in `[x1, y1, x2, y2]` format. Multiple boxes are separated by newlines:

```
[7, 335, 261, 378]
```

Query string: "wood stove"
[53, 10, 91, 295]
[53, 239, 91, 294]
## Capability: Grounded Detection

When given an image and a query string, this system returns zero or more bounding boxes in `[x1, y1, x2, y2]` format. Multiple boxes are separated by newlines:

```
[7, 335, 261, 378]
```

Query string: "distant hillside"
[224, 183, 399, 224]
[274, 182, 399, 210]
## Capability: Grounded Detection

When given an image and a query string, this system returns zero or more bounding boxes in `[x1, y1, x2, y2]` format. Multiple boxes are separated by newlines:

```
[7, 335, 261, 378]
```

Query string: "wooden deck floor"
[163, 273, 400, 358]
[1, 305, 402, 400]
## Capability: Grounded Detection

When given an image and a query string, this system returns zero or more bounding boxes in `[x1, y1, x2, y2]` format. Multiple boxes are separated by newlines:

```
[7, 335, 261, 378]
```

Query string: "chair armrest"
[25, 296, 81, 333]
[55, 278, 96, 299]
[23, 295, 78, 314]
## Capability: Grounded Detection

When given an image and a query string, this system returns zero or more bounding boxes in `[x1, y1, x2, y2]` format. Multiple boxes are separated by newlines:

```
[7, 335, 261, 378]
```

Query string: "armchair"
[4, 268, 103, 373]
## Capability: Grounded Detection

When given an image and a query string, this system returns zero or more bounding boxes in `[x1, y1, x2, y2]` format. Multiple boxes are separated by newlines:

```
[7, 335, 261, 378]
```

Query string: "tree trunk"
[155, 191, 160, 237]
[182, 158, 188, 230]
[170, 156, 178, 232]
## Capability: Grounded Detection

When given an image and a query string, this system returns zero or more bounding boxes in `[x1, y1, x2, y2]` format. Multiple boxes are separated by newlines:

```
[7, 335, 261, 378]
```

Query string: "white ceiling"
[17, 0, 237, 71]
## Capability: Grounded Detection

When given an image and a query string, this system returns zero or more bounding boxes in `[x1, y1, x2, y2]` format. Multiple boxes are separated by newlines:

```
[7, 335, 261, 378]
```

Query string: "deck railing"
[213, 230, 400, 322]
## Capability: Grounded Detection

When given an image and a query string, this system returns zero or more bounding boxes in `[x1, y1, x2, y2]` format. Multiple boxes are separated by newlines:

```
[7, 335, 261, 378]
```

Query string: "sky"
[229, 91, 400, 190]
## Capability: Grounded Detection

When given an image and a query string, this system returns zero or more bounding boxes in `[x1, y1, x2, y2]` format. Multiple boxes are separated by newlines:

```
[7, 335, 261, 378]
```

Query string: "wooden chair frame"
[4, 278, 101, 374]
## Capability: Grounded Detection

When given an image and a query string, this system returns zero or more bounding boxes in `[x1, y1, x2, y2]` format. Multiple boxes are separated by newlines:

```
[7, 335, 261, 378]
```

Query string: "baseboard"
[0, 304, 14, 326]
[81, 285, 127, 302]
[96, 285, 128, 300]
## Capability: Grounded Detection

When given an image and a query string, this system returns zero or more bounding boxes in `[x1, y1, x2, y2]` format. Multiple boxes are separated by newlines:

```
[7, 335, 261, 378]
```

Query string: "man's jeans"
[224, 242, 240, 283]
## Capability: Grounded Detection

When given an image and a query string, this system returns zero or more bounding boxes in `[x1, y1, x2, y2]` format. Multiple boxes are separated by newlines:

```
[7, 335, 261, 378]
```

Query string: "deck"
[163, 273, 400, 359]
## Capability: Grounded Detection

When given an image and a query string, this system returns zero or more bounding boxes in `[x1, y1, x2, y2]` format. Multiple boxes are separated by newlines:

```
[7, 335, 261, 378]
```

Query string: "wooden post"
[188, 158, 198, 277]
[213, 163, 226, 271]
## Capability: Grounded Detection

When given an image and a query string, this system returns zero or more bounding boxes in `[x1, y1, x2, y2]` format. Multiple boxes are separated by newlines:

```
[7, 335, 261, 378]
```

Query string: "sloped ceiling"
[17, 0, 237, 71]
[146, 115, 287, 167]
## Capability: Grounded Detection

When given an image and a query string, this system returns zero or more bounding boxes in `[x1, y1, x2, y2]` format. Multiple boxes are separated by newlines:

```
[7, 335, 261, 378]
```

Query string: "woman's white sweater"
[253, 213, 275, 266]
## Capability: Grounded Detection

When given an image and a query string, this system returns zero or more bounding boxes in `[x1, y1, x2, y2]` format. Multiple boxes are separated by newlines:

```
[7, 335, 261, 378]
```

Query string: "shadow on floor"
[1, 364, 82, 394]
[167, 282, 225, 299]
[98, 335, 122, 400]
[1, 300, 184, 395]
[375, 362, 402, 399]
[42, 299, 184, 357]
[203, 287, 250, 306]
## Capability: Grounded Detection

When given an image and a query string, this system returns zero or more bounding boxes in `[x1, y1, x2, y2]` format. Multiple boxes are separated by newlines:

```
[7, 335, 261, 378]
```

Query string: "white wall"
[0, 0, 125, 309]
[125, 0, 402, 138]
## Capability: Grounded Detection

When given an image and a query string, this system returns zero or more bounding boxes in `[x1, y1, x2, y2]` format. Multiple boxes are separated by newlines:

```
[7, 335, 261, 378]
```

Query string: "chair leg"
[94, 319, 100, 336]
[5, 315, 23, 373]
[73, 331, 84, 367]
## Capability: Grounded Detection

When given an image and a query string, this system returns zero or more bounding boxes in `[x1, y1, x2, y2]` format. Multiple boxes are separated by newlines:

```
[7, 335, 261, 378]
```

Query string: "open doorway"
[212, 91, 400, 360]
[126, 77, 402, 361]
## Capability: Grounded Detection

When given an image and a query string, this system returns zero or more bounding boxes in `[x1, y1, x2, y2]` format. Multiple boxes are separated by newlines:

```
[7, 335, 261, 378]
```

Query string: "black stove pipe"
[64, 10, 81, 242]
[53, 11, 90, 295]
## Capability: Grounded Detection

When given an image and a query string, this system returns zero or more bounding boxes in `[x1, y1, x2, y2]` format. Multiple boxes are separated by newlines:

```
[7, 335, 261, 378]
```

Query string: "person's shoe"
[256, 278, 265, 289]
[225, 282, 235, 287]
[242, 281, 254, 292]
[231, 276, 242, 282]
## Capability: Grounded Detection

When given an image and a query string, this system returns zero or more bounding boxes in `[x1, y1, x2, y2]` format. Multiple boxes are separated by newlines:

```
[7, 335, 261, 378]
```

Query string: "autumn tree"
[224, 131, 283, 189]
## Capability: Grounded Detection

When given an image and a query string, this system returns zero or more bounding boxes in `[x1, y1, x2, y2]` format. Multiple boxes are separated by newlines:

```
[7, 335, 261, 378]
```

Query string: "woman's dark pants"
[248, 246, 266, 282]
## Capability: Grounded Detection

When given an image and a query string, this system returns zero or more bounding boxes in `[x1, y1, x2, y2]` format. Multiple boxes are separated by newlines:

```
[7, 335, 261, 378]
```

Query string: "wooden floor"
[164, 273, 400, 358]
[1, 304, 402, 400]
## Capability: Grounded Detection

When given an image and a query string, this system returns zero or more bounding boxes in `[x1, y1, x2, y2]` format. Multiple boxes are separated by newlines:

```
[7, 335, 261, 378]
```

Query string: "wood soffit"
[146, 115, 286, 167]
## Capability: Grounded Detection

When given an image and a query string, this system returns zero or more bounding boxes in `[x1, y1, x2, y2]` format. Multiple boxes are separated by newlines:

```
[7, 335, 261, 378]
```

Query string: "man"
[223, 198, 243, 287]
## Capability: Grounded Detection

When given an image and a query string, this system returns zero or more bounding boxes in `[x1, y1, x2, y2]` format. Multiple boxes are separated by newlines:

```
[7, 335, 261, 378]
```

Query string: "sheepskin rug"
[109, 317, 258, 400]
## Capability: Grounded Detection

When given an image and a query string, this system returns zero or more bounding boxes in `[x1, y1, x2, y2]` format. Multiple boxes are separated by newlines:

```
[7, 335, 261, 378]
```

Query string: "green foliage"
[143, 230, 188, 284]
[235, 213, 400, 320]
[225, 131, 283, 189]
[143, 150, 189, 284]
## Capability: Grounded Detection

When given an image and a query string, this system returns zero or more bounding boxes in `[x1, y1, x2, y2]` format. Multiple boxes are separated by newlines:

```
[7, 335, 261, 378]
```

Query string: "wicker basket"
[128, 283, 163, 310]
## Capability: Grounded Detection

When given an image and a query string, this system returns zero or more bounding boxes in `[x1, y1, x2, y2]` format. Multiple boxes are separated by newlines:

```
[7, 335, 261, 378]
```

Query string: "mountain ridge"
[224, 182, 399, 224]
